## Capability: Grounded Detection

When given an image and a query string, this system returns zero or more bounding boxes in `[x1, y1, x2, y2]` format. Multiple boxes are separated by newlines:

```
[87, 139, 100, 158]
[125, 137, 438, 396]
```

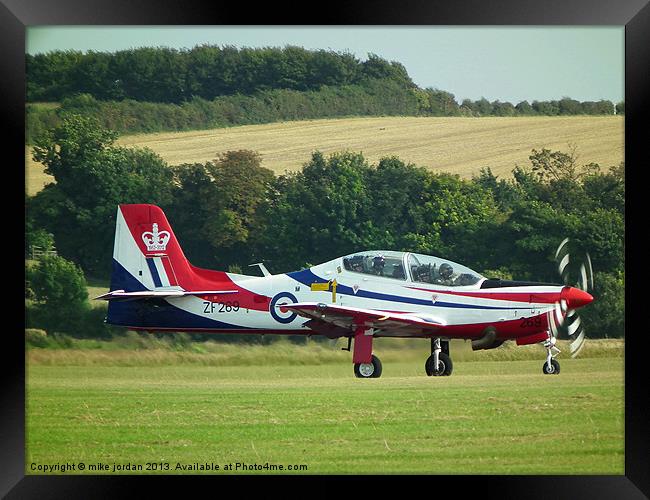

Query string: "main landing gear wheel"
[354, 354, 383, 378]
[425, 352, 453, 376]
[542, 358, 561, 375]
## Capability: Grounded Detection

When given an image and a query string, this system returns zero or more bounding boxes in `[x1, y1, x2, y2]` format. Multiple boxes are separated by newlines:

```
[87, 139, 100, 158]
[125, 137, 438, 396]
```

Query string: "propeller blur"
[549, 238, 595, 361]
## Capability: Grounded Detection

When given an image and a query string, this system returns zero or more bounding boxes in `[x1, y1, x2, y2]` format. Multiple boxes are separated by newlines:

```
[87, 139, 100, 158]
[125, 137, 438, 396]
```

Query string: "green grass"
[26, 347, 624, 475]
[84, 276, 109, 305]
[26, 335, 624, 365]
[29, 102, 61, 110]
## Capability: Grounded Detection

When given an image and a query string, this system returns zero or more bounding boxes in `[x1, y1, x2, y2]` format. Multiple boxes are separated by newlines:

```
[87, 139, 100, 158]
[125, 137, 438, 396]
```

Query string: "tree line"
[26, 89, 624, 145]
[27, 46, 415, 103]
[26, 46, 623, 144]
[26, 80, 421, 144]
[25, 115, 624, 341]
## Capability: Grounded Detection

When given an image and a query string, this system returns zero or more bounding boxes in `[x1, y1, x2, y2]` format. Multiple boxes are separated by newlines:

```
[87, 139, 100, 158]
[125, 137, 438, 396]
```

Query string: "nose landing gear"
[542, 332, 561, 375]
[425, 338, 453, 376]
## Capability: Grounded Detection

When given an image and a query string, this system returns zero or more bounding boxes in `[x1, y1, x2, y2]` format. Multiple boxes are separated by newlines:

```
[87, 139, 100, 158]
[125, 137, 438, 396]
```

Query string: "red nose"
[561, 287, 594, 309]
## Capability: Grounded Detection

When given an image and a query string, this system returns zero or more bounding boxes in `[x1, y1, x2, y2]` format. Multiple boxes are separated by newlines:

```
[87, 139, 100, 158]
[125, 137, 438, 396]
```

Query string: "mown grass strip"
[26, 337, 623, 367]
[26, 358, 624, 474]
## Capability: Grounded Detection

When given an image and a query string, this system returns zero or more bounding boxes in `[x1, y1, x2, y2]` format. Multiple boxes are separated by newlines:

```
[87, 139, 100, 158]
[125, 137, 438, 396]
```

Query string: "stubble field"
[25, 115, 624, 196]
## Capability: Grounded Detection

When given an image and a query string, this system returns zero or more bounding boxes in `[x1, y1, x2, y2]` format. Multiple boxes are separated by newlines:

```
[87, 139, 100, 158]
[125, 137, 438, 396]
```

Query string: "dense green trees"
[29, 114, 174, 276]
[27, 46, 414, 103]
[254, 152, 377, 270]
[26, 255, 89, 335]
[26, 116, 625, 338]
[26, 253, 116, 338]
[26, 46, 621, 144]
[26, 255, 87, 307]
[491, 101, 516, 117]
[24, 46, 624, 343]
[414, 89, 460, 116]
[26, 81, 422, 143]
[168, 150, 275, 269]
[515, 101, 534, 115]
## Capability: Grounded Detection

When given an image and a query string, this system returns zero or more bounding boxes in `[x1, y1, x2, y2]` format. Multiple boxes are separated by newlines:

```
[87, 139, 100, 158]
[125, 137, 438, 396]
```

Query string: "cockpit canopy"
[341, 250, 484, 287]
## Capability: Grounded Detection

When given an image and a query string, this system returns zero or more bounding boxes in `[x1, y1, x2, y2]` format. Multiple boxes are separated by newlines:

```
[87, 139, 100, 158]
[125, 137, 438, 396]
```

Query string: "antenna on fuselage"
[249, 262, 271, 277]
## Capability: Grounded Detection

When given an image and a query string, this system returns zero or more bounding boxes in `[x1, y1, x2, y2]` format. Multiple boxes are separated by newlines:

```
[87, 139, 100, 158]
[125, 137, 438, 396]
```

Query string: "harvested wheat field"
[26, 116, 624, 195]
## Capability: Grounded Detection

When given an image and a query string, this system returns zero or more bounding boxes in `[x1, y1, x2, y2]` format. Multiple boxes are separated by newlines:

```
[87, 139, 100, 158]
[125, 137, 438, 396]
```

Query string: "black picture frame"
[7, 1, 647, 497]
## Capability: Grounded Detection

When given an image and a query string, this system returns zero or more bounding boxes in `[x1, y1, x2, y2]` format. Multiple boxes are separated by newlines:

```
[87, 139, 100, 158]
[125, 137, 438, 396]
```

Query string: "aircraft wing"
[94, 289, 238, 301]
[284, 302, 446, 336]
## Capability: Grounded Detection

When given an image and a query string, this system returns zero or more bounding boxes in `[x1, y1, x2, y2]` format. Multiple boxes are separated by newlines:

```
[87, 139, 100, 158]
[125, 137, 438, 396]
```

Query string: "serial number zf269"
[203, 301, 240, 314]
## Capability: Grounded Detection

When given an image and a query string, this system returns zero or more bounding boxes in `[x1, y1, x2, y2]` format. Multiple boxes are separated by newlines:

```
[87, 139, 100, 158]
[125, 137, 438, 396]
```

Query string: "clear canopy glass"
[342, 250, 407, 280]
[406, 252, 483, 286]
[341, 250, 484, 286]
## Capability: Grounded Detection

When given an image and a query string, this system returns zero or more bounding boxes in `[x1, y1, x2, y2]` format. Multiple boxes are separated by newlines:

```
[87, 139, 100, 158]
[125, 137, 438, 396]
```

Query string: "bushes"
[25, 329, 48, 347]
[27, 82, 423, 142]
[26, 255, 87, 311]
[25, 254, 117, 339]
[29, 114, 175, 276]
[26, 90, 622, 146]
[580, 271, 625, 338]
[26, 296, 118, 341]
[26, 103, 60, 144]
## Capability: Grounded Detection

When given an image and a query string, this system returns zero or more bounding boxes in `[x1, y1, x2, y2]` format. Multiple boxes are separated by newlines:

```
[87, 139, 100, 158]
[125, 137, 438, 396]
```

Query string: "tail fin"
[105, 204, 237, 329]
[110, 204, 196, 293]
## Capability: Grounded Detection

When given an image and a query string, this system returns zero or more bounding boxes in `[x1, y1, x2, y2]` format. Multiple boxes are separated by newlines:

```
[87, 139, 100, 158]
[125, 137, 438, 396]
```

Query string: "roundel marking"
[270, 292, 298, 324]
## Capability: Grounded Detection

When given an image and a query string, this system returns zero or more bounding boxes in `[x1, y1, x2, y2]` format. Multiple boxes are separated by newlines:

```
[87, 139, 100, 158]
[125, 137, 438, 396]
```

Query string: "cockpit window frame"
[406, 252, 484, 287]
[340, 250, 485, 287]
[341, 251, 408, 281]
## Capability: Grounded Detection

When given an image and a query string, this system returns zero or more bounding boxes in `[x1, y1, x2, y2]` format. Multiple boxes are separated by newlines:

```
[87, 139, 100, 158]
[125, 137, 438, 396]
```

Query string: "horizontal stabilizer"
[94, 289, 238, 301]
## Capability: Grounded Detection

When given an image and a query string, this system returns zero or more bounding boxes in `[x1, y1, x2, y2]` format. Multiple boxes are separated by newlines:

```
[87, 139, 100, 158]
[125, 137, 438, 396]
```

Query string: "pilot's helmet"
[439, 263, 453, 279]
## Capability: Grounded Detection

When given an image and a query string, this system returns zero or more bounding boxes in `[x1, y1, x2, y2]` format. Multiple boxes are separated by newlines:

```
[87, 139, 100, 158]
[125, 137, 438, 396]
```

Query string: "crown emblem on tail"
[142, 223, 170, 251]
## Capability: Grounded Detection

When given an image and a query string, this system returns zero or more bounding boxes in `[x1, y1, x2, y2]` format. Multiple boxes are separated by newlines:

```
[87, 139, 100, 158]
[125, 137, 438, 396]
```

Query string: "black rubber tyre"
[542, 358, 561, 375]
[425, 352, 453, 376]
[354, 355, 382, 378]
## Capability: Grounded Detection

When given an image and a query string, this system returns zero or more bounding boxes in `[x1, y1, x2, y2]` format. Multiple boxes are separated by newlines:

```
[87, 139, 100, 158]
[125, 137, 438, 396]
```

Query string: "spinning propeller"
[548, 238, 594, 358]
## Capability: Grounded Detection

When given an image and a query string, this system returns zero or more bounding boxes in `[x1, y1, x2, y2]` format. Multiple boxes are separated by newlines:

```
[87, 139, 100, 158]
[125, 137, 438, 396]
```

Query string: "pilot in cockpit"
[371, 255, 386, 275]
[415, 263, 434, 283]
[432, 263, 456, 286]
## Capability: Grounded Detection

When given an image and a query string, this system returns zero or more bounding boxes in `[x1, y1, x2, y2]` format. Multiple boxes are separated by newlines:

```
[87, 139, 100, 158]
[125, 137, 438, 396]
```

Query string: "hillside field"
[25, 115, 624, 196]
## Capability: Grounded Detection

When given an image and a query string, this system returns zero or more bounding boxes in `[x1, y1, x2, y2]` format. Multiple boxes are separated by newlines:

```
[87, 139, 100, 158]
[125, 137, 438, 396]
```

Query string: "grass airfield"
[26, 339, 624, 475]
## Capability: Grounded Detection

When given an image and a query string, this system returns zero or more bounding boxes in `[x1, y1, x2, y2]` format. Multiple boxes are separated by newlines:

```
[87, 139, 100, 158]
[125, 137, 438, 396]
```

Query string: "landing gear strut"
[542, 332, 561, 375]
[351, 324, 382, 378]
[425, 338, 453, 376]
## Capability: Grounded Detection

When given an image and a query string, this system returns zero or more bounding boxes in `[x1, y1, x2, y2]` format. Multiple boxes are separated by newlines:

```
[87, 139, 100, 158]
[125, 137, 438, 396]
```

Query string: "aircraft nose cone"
[561, 287, 594, 309]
